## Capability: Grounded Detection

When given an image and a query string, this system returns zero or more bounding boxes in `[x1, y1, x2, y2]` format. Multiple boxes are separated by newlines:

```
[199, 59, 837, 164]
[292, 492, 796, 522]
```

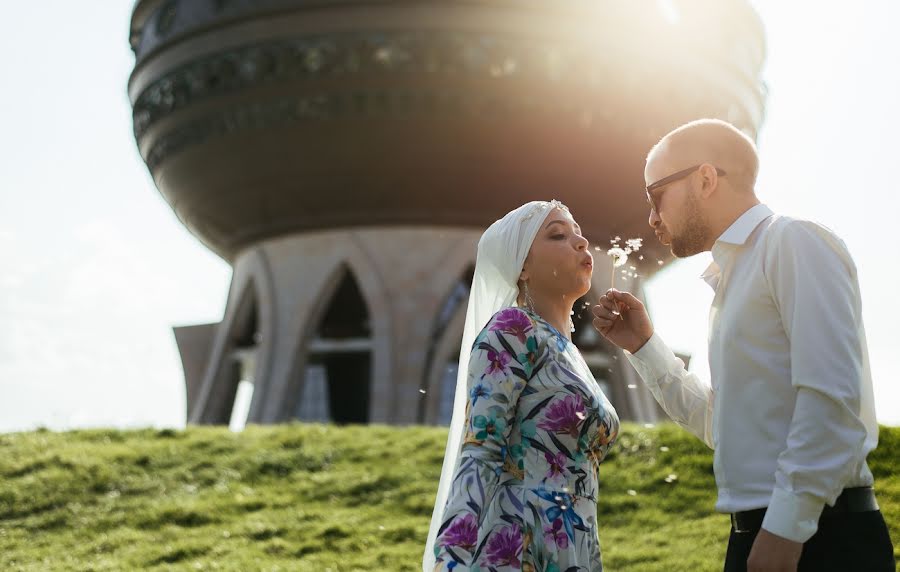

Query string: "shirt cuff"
[761, 487, 825, 543]
[624, 332, 677, 383]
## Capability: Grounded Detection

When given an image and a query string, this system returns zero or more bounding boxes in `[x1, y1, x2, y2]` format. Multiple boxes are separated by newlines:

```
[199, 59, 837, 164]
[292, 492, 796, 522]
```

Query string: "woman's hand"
[591, 289, 654, 354]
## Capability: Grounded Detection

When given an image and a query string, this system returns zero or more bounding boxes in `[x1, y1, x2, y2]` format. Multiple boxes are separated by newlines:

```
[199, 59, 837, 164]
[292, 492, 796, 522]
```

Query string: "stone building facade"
[129, 0, 766, 427]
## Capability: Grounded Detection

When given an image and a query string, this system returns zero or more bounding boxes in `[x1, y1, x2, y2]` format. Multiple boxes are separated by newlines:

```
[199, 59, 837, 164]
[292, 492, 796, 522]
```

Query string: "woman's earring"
[569, 310, 576, 333]
[523, 281, 537, 314]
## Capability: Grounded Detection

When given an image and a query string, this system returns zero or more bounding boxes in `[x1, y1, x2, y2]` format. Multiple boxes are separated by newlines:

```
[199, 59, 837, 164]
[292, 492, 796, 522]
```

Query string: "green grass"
[0, 423, 897, 571]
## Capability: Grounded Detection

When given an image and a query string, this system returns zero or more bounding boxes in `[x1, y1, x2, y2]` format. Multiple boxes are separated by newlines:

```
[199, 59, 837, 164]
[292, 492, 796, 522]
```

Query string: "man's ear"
[699, 163, 720, 198]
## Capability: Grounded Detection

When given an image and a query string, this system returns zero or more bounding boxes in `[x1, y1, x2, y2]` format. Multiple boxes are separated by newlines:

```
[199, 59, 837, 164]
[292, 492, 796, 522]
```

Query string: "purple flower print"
[484, 525, 523, 567]
[543, 518, 569, 550]
[544, 450, 567, 480]
[537, 395, 586, 438]
[490, 308, 533, 344]
[483, 348, 512, 379]
[440, 513, 478, 552]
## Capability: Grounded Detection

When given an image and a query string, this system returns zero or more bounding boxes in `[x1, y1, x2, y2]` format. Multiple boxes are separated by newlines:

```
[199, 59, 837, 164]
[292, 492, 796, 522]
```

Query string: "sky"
[1, 1, 898, 433]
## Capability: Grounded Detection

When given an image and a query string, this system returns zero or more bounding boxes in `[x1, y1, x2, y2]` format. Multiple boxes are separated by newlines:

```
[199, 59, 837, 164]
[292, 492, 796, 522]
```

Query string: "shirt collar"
[701, 204, 774, 291]
[715, 203, 774, 246]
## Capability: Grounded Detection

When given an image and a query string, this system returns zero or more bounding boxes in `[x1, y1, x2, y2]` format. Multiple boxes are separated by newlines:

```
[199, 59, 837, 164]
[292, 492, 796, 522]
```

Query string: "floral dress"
[433, 306, 620, 572]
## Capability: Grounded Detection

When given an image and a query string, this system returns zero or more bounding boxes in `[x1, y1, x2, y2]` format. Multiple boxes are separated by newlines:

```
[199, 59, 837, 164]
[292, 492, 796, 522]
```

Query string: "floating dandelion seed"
[658, 260, 664, 266]
[660, 446, 670, 452]
[664, 474, 678, 483]
[627, 384, 637, 389]
[419, 389, 426, 394]
[627, 489, 637, 496]
[639, 255, 644, 261]
[626, 238, 643, 251]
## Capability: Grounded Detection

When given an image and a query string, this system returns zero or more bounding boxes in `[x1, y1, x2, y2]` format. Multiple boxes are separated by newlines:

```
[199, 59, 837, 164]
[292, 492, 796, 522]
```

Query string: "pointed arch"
[190, 245, 277, 424]
[419, 263, 475, 425]
[197, 280, 259, 424]
[301, 265, 372, 424]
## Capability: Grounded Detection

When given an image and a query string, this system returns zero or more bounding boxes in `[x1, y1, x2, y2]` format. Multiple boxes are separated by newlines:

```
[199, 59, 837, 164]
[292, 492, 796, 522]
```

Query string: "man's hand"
[747, 529, 803, 572]
[591, 289, 654, 354]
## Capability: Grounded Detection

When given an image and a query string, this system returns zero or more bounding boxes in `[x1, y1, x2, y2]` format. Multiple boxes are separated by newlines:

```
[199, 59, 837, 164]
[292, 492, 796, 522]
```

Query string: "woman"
[423, 200, 620, 571]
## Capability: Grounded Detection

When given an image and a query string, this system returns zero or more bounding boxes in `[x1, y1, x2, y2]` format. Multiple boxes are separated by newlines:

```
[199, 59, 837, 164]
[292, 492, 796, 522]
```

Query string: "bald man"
[592, 119, 895, 572]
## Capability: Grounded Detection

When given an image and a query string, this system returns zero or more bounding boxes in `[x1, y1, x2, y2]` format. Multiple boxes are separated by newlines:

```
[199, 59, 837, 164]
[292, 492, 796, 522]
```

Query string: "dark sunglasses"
[645, 164, 726, 213]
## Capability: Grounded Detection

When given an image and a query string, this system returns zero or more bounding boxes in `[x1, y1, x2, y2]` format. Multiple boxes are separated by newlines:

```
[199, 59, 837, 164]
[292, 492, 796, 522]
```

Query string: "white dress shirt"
[625, 204, 878, 543]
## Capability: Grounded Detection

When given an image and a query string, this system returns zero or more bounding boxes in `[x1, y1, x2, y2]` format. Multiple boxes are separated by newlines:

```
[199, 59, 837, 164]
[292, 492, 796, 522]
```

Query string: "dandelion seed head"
[607, 247, 628, 268]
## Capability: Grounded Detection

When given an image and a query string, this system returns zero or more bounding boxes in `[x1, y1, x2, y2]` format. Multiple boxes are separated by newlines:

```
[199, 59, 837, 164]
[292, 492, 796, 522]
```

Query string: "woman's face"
[521, 207, 593, 303]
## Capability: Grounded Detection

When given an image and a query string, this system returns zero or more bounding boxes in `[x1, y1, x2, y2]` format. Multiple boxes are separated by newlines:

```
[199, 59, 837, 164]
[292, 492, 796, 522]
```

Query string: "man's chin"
[671, 243, 701, 258]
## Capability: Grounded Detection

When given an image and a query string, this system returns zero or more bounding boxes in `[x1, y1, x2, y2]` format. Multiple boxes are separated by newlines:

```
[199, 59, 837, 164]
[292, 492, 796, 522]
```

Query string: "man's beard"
[669, 194, 710, 258]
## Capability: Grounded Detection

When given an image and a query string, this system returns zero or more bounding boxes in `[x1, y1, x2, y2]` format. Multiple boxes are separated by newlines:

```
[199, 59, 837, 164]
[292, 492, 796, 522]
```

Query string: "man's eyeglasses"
[645, 164, 727, 214]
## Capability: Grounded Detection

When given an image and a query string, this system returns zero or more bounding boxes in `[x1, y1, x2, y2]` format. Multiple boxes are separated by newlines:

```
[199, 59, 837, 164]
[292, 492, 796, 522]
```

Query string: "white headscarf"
[422, 199, 567, 571]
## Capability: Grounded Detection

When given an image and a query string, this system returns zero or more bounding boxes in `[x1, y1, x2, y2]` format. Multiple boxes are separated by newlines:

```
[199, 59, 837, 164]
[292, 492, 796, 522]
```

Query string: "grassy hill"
[1, 423, 897, 571]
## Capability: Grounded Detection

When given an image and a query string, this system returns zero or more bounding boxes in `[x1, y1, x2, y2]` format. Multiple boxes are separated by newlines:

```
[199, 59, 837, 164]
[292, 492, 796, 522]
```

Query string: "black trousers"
[723, 510, 896, 572]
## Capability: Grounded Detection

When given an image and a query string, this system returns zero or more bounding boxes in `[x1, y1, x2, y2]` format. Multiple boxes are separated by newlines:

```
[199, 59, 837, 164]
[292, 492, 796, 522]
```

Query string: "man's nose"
[648, 209, 661, 228]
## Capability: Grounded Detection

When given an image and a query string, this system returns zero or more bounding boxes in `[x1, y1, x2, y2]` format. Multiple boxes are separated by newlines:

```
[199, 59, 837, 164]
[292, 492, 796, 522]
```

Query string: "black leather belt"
[730, 487, 880, 534]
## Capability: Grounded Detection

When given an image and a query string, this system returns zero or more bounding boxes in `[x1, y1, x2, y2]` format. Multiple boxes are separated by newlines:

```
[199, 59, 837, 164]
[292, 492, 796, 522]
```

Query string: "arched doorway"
[297, 268, 372, 425]
[224, 285, 260, 430]
[420, 265, 475, 425]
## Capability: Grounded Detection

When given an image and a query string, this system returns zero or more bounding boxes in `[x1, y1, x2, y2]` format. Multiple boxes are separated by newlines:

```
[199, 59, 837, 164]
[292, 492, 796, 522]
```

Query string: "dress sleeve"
[432, 307, 545, 570]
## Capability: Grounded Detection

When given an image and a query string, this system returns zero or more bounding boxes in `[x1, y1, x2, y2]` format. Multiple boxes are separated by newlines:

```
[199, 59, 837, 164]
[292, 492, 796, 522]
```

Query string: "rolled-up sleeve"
[761, 221, 870, 543]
